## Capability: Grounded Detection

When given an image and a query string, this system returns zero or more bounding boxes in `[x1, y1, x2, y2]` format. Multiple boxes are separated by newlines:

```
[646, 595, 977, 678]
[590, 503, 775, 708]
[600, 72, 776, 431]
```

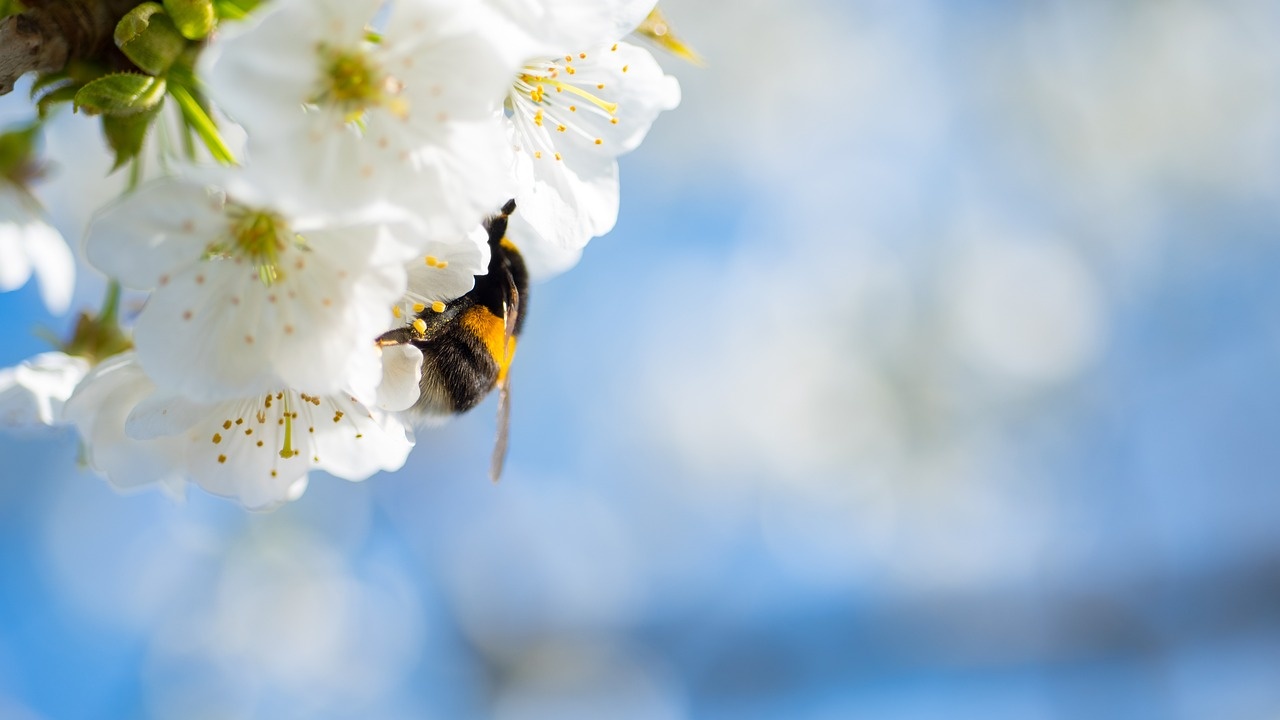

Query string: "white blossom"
[85, 170, 421, 404]
[65, 351, 417, 510]
[0, 182, 75, 314]
[0, 351, 89, 429]
[201, 0, 519, 239]
[503, 31, 680, 255]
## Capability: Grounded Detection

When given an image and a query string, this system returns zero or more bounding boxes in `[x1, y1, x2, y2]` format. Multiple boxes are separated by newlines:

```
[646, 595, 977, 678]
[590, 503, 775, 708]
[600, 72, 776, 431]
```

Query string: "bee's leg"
[376, 327, 415, 347]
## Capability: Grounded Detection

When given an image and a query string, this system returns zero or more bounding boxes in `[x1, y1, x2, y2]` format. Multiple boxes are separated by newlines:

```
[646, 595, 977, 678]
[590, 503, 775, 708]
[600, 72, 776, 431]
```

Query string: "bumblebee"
[377, 199, 528, 479]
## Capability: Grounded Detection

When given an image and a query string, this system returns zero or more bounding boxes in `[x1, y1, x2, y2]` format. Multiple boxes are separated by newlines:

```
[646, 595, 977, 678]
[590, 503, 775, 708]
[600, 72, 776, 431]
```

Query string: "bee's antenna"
[500, 198, 516, 216]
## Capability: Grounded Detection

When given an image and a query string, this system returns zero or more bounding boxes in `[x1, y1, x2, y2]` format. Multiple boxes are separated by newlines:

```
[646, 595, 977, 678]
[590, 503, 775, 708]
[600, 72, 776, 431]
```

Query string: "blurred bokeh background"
[4, 0, 1280, 717]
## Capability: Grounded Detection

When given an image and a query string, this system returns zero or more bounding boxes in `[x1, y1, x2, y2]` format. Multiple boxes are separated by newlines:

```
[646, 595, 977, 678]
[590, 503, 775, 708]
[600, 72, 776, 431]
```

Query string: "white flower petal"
[0, 186, 75, 314]
[485, 0, 656, 51]
[0, 193, 35, 291]
[393, 117, 516, 241]
[512, 129, 620, 249]
[376, 343, 424, 412]
[63, 353, 187, 493]
[506, 213, 585, 281]
[0, 352, 89, 428]
[23, 217, 75, 314]
[85, 175, 227, 290]
[311, 394, 415, 480]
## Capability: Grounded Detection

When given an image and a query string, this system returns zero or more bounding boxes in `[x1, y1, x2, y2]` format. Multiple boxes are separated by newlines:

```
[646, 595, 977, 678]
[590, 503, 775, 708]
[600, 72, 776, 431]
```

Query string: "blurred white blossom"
[0, 183, 74, 315]
[0, 351, 88, 428]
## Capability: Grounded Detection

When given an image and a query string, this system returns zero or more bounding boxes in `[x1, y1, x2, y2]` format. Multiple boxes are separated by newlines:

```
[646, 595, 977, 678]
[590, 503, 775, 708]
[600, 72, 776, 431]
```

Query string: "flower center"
[222, 207, 295, 286]
[313, 46, 407, 123]
[509, 53, 619, 154]
[208, 391, 327, 476]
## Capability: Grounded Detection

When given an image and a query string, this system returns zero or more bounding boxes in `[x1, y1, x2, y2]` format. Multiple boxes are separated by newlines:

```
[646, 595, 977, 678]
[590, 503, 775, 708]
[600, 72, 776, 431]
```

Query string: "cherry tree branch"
[0, 0, 140, 96]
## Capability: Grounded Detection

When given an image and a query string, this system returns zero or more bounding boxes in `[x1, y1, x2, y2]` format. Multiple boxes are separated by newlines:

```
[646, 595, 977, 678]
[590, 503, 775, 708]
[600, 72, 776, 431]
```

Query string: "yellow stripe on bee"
[459, 306, 517, 380]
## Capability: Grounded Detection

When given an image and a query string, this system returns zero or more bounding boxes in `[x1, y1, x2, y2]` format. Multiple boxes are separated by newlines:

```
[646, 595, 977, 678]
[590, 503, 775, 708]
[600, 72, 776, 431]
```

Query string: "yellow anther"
[519, 73, 618, 114]
[412, 302, 425, 313]
[413, 317, 427, 334]
[392, 305, 402, 319]
[431, 301, 445, 313]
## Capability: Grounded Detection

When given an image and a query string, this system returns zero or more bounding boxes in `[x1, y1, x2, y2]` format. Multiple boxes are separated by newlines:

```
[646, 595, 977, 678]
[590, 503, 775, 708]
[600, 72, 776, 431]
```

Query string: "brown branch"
[0, 0, 143, 96]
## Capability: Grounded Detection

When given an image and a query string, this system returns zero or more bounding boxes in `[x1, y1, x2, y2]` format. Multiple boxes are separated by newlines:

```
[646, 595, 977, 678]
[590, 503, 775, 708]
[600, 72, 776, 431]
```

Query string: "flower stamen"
[312, 46, 407, 123]
[220, 207, 297, 286]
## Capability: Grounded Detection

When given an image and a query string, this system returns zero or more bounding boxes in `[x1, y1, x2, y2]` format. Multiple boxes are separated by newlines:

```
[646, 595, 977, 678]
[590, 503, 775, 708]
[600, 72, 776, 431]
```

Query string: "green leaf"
[36, 84, 79, 118]
[103, 105, 161, 170]
[163, 0, 215, 40]
[74, 74, 167, 116]
[0, 123, 38, 178]
[28, 71, 68, 100]
[115, 3, 187, 75]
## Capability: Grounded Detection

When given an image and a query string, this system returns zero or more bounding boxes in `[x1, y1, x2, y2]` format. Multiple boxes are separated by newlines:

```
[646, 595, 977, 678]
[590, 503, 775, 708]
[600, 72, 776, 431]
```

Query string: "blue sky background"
[3, 1, 1280, 718]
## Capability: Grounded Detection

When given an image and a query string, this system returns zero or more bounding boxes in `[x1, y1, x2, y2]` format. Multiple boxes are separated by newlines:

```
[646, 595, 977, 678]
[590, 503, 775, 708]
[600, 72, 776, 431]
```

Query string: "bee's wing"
[490, 282, 520, 482]
[490, 378, 512, 482]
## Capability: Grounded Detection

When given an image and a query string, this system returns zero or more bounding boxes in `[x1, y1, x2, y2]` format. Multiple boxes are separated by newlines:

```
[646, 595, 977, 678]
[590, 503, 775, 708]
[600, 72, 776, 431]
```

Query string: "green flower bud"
[115, 3, 187, 76]
[163, 0, 215, 40]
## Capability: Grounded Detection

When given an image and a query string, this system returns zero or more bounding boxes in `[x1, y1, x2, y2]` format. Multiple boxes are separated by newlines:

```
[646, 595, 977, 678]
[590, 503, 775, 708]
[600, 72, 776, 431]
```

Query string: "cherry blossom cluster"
[0, 0, 688, 508]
